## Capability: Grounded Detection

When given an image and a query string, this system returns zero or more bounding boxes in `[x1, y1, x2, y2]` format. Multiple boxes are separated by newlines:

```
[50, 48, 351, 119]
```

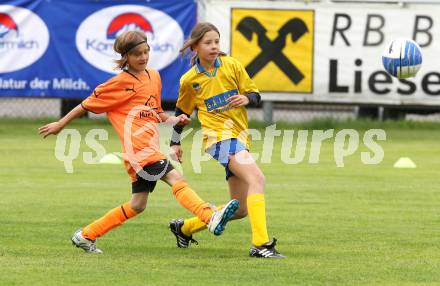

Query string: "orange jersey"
[82, 69, 165, 182]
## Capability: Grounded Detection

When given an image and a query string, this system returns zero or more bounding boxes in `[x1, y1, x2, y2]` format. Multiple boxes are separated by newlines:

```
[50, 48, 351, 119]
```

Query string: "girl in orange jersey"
[168, 23, 284, 258]
[39, 30, 238, 253]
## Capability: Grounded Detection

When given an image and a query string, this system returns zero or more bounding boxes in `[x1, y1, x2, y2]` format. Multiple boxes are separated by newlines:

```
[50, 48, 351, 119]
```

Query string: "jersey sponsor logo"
[76, 5, 184, 74]
[231, 9, 314, 93]
[139, 95, 159, 119]
[204, 89, 238, 112]
[0, 5, 49, 73]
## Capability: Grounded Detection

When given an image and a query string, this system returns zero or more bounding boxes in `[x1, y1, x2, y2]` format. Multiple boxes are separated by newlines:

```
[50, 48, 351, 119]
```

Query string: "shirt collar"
[195, 57, 221, 74]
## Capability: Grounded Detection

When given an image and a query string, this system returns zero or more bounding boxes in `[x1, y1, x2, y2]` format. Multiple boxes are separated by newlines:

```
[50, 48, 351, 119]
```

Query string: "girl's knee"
[164, 169, 185, 186]
[251, 172, 265, 187]
[130, 201, 147, 213]
[257, 172, 265, 185]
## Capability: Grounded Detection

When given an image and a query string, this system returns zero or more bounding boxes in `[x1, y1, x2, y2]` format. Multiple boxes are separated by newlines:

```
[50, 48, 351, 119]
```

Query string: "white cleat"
[208, 199, 240, 236]
[71, 229, 103, 254]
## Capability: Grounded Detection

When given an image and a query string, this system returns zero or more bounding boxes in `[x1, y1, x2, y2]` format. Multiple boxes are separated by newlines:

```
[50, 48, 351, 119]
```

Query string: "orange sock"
[172, 180, 213, 224]
[82, 202, 137, 240]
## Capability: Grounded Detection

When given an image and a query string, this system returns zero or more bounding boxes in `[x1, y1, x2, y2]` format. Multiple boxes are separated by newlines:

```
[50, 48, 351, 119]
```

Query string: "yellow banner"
[231, 9, 314, 93]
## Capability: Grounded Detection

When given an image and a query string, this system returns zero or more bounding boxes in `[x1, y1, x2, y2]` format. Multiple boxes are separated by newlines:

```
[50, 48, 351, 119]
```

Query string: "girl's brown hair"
[113, 31, 148, 70]
[180, 22, 226, 66]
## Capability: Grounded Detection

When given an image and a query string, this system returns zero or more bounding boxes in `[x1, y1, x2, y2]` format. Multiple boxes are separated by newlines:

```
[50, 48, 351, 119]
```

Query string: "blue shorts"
[206, 139, 247, 180]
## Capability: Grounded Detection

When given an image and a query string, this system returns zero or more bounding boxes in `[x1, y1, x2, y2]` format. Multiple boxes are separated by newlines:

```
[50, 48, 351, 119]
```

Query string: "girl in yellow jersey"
[169, 23, 285, 258]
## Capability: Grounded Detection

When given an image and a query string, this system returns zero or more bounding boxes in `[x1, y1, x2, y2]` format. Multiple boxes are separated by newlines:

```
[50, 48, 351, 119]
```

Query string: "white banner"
[200, 1, 440, 106]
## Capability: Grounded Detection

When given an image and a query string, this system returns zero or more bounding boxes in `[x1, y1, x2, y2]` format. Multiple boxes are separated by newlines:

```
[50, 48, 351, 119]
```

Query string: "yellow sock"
[247, 193, 269, 246]
[181, 217, 207, 236]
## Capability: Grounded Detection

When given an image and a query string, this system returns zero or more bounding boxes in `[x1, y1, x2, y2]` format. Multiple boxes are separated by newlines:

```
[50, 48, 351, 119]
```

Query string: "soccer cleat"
[71, 229, 103, 254]
[169, 219, 198, 248]
[249, 238, 286, 258]
[207, 199, 240, 236]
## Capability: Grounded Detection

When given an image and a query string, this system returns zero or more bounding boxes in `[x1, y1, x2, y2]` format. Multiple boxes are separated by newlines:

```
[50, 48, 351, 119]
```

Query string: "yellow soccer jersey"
[177, 56, 259, 149]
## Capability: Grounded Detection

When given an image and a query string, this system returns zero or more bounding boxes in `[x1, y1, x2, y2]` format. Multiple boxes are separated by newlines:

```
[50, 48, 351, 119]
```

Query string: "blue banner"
[0, 0, 196, 100]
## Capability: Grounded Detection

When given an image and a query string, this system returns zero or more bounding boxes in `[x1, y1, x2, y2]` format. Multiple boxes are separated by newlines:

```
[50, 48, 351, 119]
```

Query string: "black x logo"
[236, 17, 309, 84]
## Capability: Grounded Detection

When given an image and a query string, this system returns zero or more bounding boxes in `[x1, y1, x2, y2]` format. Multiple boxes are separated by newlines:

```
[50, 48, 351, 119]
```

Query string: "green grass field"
[1, 118, 439, 285]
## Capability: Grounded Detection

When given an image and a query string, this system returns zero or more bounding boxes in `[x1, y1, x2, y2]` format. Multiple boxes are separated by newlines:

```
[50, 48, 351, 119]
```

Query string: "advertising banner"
[0, 0, 196, 100]
[205, 1, 440, 106]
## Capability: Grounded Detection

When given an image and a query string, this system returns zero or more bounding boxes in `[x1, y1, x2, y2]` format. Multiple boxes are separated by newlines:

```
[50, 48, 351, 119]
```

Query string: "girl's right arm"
[38, 104, 86, 138]
[170, 144, 183, 163]
[169, 108, 190, 163]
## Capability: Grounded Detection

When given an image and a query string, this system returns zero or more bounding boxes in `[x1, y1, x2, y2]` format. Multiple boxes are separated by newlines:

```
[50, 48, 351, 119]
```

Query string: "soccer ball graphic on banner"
[382, 38, 423, 79]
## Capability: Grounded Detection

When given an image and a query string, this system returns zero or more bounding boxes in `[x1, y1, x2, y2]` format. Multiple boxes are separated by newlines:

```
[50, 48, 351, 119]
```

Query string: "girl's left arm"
[228, 58, 261, 108]
[227, 92, 260, 108]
